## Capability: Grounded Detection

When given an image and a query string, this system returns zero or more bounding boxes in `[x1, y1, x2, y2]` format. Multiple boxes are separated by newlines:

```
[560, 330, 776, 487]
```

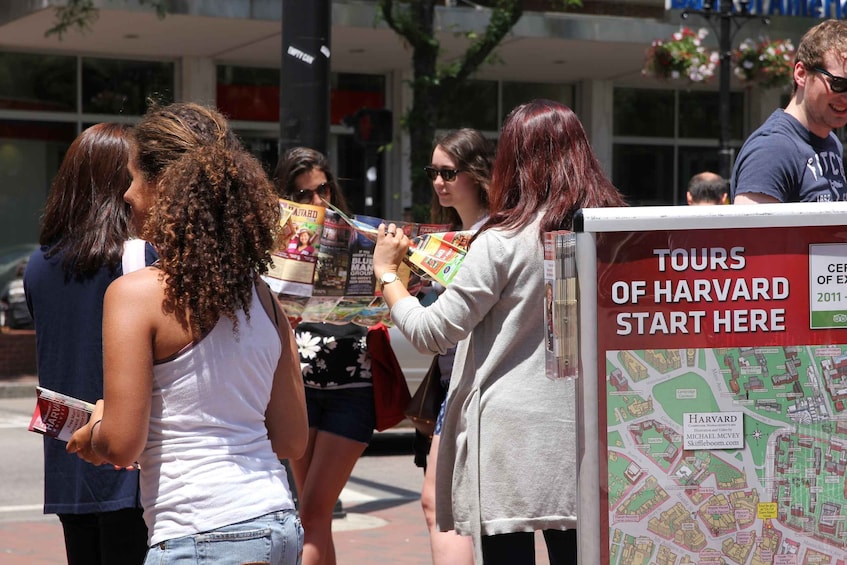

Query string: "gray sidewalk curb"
[0, 380, 36, 399]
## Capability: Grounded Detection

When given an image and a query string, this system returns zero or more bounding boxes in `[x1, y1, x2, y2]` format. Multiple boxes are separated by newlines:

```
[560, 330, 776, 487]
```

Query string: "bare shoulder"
[105, 266, 165, 307]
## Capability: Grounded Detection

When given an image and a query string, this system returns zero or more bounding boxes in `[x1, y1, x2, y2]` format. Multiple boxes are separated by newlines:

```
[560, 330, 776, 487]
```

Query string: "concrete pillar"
[746, 86, 784, 133]
[180, 56, 217, 106]
[576, 79, 614, 178]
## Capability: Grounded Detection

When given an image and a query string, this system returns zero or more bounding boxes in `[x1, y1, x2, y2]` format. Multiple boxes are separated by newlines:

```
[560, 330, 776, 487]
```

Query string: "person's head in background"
[486, 99, 625, 237]
[428, 128, 494, 230]
[127, 102, 279, 334]
[40, 122, 133, 277]
[274, 147, 350, 214]
[687, 171, 728, 205]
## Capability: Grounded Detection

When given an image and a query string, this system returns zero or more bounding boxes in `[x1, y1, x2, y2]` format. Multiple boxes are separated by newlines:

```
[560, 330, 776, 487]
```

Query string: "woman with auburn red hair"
[374, 99, 626, 564]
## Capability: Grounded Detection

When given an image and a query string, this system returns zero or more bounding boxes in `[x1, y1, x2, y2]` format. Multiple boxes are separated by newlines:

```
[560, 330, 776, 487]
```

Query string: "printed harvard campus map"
[605, 346, 847, 565]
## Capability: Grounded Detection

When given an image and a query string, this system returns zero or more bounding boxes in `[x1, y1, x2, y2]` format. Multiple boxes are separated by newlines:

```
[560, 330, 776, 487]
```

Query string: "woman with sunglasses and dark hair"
[272, 147, 376, 565]
[417, 128, 493, 565]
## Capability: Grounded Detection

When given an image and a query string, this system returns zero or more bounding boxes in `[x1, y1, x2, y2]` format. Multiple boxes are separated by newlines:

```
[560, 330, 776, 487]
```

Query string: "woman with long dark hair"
[25, 123, 153, 564]
[374, 99, 626, 564]
[273, 146, 375, 565]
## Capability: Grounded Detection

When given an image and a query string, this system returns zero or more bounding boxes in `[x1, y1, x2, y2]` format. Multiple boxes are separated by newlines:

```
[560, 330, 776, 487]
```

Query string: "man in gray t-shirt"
[731, 19, 847, 204]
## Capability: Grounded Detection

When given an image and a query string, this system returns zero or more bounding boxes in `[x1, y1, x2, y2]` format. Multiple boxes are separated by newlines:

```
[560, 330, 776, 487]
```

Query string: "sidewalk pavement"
[0, 499, 433, 565]
[0, 377, 551, 564]
[0, 375, 434, 564]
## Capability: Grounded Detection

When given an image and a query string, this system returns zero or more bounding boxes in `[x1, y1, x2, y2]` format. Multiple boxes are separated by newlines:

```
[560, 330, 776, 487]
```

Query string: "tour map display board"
[574, 203, 847, 565]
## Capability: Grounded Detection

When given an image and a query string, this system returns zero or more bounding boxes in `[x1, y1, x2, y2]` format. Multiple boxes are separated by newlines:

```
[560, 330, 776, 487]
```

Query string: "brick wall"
[0, 329, 37, 378]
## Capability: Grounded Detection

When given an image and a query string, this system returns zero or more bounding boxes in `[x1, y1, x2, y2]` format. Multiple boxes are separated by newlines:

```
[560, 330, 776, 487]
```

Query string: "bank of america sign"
[666, 0, 847, 19]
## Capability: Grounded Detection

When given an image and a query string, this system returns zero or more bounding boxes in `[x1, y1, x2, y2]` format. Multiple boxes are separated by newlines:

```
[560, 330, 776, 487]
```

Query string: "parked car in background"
[0, 243, 38, 328]
[0, 244, 38, 292]
[387, 324, 432, 427]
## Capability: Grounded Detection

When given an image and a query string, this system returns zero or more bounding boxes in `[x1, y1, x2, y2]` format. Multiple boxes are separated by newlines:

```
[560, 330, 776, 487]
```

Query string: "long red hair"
[479, 99, 626, 241]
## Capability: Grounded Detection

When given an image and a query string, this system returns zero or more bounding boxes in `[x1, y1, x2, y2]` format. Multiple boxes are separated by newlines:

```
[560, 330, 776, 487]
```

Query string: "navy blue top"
[24, 243, 157, 514]
[731, 109, 847, 203]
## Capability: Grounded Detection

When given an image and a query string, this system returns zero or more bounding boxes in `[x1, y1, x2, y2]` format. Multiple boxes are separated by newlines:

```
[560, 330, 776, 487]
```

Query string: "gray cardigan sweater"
[392, 213, 577, 555]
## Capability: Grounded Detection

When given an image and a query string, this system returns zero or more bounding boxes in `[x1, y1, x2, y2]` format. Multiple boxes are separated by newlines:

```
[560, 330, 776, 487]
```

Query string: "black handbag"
[404, 355, 446, 437]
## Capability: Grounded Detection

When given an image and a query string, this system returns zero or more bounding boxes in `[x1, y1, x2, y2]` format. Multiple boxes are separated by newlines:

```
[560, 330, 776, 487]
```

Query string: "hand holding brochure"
[29, 386, 94, 442]
[321, 199, 472, 287]
[262, 197, 475, 326]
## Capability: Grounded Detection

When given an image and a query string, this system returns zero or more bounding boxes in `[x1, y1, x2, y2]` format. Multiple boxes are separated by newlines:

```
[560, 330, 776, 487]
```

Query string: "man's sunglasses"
[812, 67, 847, 94]
[423, 166, 461, 182]
[291, 182, 331, 204]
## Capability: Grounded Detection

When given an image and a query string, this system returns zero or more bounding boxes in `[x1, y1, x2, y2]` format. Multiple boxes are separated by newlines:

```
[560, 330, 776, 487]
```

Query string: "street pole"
[280, 0, 331, 155]
[682, 0, 763, 180]
[279, 0, 346, 519]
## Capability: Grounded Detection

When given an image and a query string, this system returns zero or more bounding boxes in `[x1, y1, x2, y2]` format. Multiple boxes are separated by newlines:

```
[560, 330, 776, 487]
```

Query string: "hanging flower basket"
[642, 27, 719, 84]
[733, 38, 795, 89]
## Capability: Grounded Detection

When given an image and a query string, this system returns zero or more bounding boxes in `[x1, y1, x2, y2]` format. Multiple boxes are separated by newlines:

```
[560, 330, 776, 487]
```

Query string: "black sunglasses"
[812, 67, 847, 94]
[423, 166, 461, 182]
[291, 182, 331, 204]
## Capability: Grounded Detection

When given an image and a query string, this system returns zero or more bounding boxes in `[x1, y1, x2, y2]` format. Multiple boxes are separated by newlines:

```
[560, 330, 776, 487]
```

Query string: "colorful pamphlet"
[543, 230, 578, 380]
[29, 386, 94, 442]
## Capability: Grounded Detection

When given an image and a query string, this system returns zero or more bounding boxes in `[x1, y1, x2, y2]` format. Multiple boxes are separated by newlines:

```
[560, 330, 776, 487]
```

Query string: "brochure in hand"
[29, 386, 94, 442]
[262, 198, 479, 326]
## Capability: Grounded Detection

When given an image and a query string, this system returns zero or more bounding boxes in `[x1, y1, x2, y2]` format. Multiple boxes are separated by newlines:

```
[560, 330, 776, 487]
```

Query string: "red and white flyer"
[28, 387, 94, 442]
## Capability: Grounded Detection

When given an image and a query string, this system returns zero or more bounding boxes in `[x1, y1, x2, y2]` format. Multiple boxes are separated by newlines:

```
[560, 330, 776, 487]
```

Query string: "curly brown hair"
[132, 102, 280, 335]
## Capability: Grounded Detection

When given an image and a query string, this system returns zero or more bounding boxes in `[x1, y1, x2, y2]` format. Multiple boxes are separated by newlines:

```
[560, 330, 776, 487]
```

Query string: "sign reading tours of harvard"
[595, 226, 847, 565]
[666, 0, 847, 19]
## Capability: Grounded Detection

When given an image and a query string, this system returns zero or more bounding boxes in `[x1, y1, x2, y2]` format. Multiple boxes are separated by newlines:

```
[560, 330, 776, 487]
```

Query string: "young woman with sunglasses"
[375, 99, 626, 564]
[417, 128, 493, 565]
[272, 147, 376, 565]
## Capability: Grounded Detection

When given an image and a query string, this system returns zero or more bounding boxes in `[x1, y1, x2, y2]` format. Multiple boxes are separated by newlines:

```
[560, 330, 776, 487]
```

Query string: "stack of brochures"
[543, 230, 578, 380]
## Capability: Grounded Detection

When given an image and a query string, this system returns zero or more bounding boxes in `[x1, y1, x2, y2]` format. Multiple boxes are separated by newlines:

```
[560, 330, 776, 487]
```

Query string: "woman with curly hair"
[272, 146, 375, 565]
[67, 102, 308, 565]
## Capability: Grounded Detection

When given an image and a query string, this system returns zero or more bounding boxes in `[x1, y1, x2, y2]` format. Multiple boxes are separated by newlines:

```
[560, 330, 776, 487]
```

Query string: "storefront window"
[0, 120, 77, 245]
[82, 58, 174, 115]
[501, 82, 574, 121]
[613, 144, 674, 206]
[436, 80, 498, 131]
[331, 73, 385, 126]
[217, 66, 280, 122]
[613, 87, 745, 205]
[678, 90, 743, 139]
[0, 52, 76, 112]
[614, 89, 674, 137]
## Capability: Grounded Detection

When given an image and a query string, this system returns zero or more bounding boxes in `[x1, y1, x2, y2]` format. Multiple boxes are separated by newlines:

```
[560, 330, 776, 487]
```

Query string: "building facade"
[0, 0, 831, 250]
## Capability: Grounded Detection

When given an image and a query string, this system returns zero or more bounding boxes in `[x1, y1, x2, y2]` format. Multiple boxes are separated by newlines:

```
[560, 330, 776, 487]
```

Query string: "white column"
[746, 86, 784, 132]
[180, 57, 217, 105]
[577, 79, 614, 178]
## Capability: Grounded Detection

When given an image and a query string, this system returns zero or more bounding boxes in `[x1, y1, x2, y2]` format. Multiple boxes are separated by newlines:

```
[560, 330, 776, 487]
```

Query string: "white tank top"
[138, 285, 294, 546]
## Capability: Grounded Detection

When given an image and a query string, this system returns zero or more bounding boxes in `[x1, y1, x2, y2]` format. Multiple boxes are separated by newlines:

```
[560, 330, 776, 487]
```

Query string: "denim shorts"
[305, 386, 375, 444]
[143, 509, 302, 565]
